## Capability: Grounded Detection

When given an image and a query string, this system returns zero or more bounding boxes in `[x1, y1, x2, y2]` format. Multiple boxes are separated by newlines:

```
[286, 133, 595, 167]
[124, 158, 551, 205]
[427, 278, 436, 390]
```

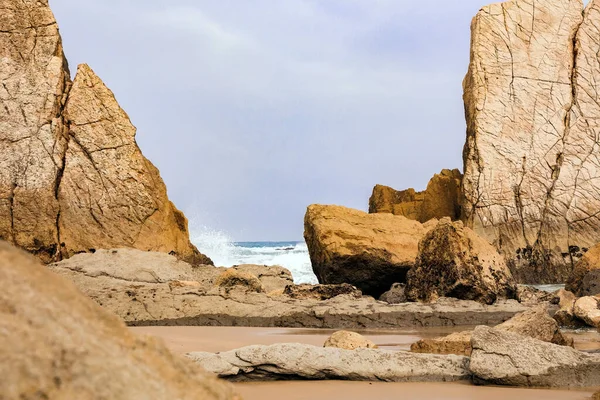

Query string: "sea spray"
[189, 226, 318, 284]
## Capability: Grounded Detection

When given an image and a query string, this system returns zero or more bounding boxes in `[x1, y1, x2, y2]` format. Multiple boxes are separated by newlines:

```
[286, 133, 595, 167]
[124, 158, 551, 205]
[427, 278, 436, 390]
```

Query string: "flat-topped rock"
[187, 343, 470, 382]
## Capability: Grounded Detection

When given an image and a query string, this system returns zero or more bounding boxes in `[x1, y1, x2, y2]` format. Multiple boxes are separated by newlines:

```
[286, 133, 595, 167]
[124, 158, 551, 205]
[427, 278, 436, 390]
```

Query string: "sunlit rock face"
[463, 0, 600, 283]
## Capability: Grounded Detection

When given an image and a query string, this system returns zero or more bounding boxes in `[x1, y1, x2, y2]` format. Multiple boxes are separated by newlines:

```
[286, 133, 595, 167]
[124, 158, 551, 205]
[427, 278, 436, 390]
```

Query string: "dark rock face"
[283, 283, 362, 301]
[567, 243, 600, 297]
[406, 219, 516, 305]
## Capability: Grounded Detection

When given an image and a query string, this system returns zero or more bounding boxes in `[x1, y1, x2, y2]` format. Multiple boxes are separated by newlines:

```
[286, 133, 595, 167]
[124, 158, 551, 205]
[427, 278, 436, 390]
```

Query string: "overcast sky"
[50, 0, 495, 241]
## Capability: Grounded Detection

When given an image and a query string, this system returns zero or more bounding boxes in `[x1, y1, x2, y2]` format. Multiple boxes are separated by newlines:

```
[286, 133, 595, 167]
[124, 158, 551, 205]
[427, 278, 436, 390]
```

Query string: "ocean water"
[190, 228, 318, 284]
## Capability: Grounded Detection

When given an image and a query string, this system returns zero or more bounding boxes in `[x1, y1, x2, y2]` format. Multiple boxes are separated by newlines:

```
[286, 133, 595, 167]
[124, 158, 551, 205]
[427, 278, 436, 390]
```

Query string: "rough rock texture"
[594, 391, 600, 400]
[573, 297, 600, 328]
[406, 219, 516, 305]
[49, 256, 528, 328]
[567, 243, 600, 296]
[214, 269, 265, 294]
[231, 264, 293, 293]
[0, 241, 238, 400]
[469, 326, 600, 387]
[379, 283, 407, 304]
[323, 331, 378, 350]
[187, 343, 470, 382]
[369, 169, 462, 223]
[515, 285, 557, 305]
[0, 1, 209, 265]
[283, 283, 362, 301]
[304, 204, 435, 297]
[462, 0, 600, 284]
[411, 304, 571, 356]
[554, 289, 588, 328]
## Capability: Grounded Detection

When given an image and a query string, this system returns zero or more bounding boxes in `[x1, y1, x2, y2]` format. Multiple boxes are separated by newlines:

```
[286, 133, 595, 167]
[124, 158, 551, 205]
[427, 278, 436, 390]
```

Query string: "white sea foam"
[190, 226, 318, 284]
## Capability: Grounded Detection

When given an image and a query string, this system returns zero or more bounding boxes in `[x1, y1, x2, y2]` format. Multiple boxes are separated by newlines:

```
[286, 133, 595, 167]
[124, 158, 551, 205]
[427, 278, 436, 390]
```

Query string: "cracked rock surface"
[469, 325, 600, 387]
[186, 343, 470, 382]
[463, 0, 600, 283]
[0, 1, 209, 264]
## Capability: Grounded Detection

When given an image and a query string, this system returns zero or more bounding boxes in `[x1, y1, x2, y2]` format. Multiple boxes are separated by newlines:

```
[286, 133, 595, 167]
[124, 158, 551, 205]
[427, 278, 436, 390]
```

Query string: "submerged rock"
[283, 283, 362, 301]
[187, 343, 470, 382]
[0, 241, 238, 400]
[470, 326, 600, 388]
[406, 219, 516, 305]
[369, 169, 462, 223]
[323, 331, 377, 350]
[0, 0, 209, 265]
[304, 204, 434, 297]
[462, 0, 600, 283]
[566, 244, 600, 297]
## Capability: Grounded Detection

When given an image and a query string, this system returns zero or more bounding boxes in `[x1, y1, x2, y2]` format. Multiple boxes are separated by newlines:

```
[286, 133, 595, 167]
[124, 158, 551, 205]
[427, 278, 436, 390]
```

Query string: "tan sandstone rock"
[411, 331, 474, 356]
[0, 241, 238, 400]
[573, 297, 600, 328]
[0, 1, 210, 265]
[214, 269, 265, 294]
[406, 218, 516, 304]
[566, 243, 600, 297]
[304, 204, 434, 297]
[462, 0, 600, 283]
[323, 331, 378, 350]
[593, 391, 600, 400]
[283, 283, 362, 301]
[369, 169, 462, 223]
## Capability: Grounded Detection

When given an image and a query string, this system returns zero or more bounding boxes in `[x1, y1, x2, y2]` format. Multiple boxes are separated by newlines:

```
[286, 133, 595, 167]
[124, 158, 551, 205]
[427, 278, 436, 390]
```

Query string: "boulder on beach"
[0, 241, 238, 400]
[369, 169, 462, 223]
[323, 331, 378, 350]
[514, 285, 557, 305]
[573, 297, 600, 328]
[469, 326, 600, 388]
[411, 304, 571, 356]
[283, 283, 362, 301]
[462, 0, 600, 284]
[214, 269, 265, 294]
[187, 343, 470, 382]
[0, 0, 210, 265]
[566, 244, 600, 297]
[379, 283, 408, 304]
[231, 264, 294, 293]
[304, 204, 435, 297]
[553, 289, 588, 328]
[406, 218, 516, 305]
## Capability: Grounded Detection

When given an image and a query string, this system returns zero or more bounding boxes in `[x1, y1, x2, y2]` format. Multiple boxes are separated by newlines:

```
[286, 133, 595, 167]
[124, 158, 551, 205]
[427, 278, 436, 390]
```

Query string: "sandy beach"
[132, 326, 600, 400]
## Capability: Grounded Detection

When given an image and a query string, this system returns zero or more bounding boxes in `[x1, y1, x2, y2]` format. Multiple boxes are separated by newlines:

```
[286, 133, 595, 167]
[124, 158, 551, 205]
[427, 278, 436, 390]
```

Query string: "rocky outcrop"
[462, 0, 600, 283]
[283, 283, 362, 301]
[411, 304, 571, 356]
[231, 264, 293, 293]
[554, 289, 589, 328]
[369, 169, 462, 223]
[304, 204, 435, 297]
[567, 243, 600, 296]
[406, 219, 516, 305]
[187, 343, 470, 382]
[0, 0, 209, 265]
[49, 252, 528, 328]
[323, 331, 377, 350]
[379, 283, 407, 304]
[469, 326, 600, 387]
[514, 285, 557, 305]
[0, 241, 238, 400]
[214, 269, 265, 294]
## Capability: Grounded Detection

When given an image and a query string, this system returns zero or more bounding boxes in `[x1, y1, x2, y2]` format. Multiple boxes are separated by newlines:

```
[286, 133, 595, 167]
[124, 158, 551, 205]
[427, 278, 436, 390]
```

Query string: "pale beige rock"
[304, 204, 433, 297]
[0, 241, 239, 400]
[406, 219, 516, 305]
[0, 0, 71, 262]
[369, 169, 462, 223]
[283, 283, 362, 301]
[462, 0, 593, 283]
[323, 331, 378, 350]
[411, 331, 473, 356]
[231, 264, 293, 293]
[567, 243, 600, 296]
[214, 269, 265, 294]
[573, 297, 600, 328]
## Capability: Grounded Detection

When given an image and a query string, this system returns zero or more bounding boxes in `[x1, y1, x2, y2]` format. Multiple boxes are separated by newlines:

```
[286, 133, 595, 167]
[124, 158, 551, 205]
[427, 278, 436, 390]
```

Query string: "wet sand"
[131, 326, 599, 400]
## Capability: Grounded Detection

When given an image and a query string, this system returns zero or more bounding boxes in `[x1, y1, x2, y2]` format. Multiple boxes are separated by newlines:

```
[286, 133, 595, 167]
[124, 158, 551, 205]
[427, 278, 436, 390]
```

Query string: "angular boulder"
[573, 297, 600, 328]
[462, 0, 600, 283]
[283, 283, 362, 301]
[469, 326, 600, 387]
[406, 219, 516, 304]
[214, 269, 265, 294]
[379, 283, 408, 304]
[369, 169, 462, 223]
[304, 204, 434, 297]
[0, 0, 210, 265]
[0, 241, 238, 399]
[411, 331, 473, 356]
[323, 331, 378, 350]
[566, 243, 600, 297]
[515, 285, 557, 305]
[231, 264, 294, 293]
[187, 343, 470, 382]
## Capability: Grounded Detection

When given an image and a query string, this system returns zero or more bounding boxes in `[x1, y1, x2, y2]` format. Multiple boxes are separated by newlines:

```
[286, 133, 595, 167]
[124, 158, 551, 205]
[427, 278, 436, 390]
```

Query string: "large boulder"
[469, 326, 600, 387]
[462, 0, 600, 284]
[0, 241, 238, 399]
[187, 343, 470, 382]
[566, 243, 600, 296]
[304, 204, 434, 297]
[0, 0, 210, 265]
[283, 283, 362, 301]
[323, 331, 378, 350]
[369, 169, 462, 223]
[573, 297, 600, 328]
[406, 219, 516, 305]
